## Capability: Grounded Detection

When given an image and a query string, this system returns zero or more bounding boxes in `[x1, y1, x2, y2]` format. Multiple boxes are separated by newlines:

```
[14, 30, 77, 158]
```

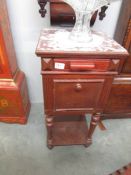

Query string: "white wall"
[93, 0, 122, 37]
[6, 0, 122, 103]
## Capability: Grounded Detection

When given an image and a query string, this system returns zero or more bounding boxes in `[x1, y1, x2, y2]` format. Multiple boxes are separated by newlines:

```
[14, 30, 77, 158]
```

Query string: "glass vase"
[69, 11, 93, 42]
[61, 0, 110, 43]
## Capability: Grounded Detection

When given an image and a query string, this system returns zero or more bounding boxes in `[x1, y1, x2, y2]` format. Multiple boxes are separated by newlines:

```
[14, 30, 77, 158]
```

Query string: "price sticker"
[55, 63, 65, 70]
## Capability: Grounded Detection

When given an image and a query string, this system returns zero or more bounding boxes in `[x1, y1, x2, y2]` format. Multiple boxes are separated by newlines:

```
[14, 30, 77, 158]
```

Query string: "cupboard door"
[53, 79, 105, 112]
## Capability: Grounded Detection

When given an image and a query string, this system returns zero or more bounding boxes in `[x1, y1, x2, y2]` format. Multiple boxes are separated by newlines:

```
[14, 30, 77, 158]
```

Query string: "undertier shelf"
[52, 116, 88, 146]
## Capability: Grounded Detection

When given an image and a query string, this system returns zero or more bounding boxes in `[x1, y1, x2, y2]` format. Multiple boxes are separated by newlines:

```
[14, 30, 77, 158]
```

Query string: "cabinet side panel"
[114, 0, 131, 45]
[104, 77, 131, 114]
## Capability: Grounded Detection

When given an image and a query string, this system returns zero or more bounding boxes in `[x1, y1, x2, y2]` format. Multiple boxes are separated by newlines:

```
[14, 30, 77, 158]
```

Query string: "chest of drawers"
[36, 29, 128, 149]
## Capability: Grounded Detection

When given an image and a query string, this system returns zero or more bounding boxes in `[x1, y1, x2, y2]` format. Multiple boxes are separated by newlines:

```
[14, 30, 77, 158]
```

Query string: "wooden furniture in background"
[103, 0, 131, 119]
[36, 29, 128, 149]
[114, 0, 131, 73]
[50, 0, 98, 27]
[0, 0, 31, 124]
[38, 0, 108, 27]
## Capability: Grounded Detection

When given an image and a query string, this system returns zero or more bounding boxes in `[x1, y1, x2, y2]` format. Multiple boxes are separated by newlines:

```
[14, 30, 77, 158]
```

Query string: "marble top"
[36, 28, 128, 56]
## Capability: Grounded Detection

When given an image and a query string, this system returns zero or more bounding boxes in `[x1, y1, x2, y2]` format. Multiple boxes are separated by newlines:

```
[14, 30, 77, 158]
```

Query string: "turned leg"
[45, 115, 54, 149]
[85, 113, 100, 147]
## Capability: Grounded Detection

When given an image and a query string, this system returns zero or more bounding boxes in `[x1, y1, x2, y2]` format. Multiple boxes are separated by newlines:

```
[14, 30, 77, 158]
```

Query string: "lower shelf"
[52, 117, 88, 146]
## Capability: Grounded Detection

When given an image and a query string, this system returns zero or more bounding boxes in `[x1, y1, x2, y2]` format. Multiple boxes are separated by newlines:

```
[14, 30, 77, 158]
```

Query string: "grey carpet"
[0, 103, 131, 175]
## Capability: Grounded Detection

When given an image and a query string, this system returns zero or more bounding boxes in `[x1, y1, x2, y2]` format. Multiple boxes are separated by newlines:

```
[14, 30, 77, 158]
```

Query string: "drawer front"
[53, 79, 105, 112]
[53, 59, 120, 72]
[41, 58, 120, 72]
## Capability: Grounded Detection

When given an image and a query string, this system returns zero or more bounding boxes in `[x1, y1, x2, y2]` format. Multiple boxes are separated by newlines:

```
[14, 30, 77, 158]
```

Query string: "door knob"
[75, 83, 82, 91]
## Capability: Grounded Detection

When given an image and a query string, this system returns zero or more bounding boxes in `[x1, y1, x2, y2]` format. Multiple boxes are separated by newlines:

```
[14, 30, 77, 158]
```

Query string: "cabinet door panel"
[53, 79, 104, 111]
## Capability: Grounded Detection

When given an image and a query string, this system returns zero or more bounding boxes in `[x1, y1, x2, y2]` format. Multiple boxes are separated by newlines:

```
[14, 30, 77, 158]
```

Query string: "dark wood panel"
[104, 76, 131, 114]
[122, 18, 131, 73]
[114, 0, 131, 46]
[114, 0, 131, 73]
[121, 18, 131, 73]
[103, 0, 131, 119]
[50, 1, 75, 26]
[50, 1, 98, 27]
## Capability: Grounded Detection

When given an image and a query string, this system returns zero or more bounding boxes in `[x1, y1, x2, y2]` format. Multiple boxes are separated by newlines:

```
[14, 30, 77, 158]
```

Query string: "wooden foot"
[46, 115, 54, 149]
[47, 144, 54, 150]
[84, 140, 92, 148]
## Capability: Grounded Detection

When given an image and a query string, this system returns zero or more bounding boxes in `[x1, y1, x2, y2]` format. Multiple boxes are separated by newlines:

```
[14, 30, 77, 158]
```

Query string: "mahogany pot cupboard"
[36, 29, 128, 149]
[0, 0, 31, 124]
[36, 0, 131, 148]
[38, 0, 131, 120]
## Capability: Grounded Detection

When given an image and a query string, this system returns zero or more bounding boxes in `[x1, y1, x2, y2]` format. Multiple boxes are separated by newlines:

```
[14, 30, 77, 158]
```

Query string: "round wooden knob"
[75, 83, 82, 91]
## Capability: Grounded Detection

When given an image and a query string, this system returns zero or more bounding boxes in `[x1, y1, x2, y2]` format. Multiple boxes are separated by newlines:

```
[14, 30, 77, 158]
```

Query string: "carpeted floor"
[0, 103, 131, 175]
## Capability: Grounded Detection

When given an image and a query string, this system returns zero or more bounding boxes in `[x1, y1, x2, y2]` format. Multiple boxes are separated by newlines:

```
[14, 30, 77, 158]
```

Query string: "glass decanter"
[61, 0, 110, 42]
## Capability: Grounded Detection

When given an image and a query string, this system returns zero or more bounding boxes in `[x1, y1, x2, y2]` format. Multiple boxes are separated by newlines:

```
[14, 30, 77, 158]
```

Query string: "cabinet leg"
[46, 115, 54, 149]
[86, 113, 100, 147]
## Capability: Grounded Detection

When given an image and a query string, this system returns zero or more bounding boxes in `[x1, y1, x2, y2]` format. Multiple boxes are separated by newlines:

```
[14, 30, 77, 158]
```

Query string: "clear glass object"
[61, 0, 110, 42]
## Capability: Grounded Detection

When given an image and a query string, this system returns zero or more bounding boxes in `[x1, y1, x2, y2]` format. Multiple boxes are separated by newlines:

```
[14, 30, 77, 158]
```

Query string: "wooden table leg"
[46, 115, 54, 149]
[86, 113, 100, 147]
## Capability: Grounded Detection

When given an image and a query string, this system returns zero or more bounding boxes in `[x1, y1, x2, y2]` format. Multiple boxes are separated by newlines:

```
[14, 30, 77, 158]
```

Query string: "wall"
[6, 0, 122, 103]
[93, 0, 122, 37]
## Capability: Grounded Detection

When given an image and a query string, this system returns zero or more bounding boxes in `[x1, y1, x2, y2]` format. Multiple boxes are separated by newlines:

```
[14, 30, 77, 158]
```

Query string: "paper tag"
[55, 63, 65, 70]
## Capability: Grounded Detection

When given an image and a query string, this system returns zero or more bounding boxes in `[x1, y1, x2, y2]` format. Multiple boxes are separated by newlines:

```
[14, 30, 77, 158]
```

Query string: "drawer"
[53, 59, 120, 72]
[53, 78, 105, 112]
